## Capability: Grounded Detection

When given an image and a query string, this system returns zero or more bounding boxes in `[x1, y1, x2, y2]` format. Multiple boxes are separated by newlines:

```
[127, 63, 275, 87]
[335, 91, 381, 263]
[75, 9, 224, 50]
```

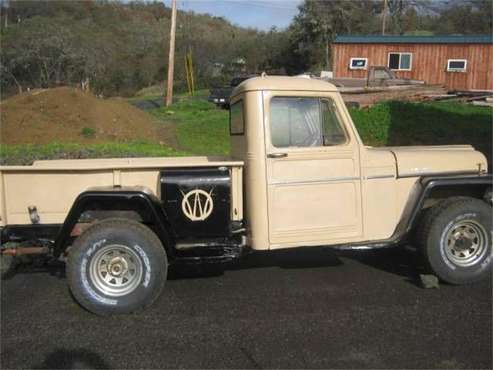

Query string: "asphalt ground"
[1, 246, 492, 369]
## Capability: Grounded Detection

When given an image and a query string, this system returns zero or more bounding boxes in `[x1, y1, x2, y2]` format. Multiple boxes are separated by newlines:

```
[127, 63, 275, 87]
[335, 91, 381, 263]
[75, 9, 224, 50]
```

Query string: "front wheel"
[67, 218, 168, 315]
[418, 197, 492, 284]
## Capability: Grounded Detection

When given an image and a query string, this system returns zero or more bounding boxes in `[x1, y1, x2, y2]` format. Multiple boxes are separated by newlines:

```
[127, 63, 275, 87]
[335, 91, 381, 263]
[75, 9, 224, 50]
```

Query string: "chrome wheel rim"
[444, 220, 488, 267]
[89, 245, 143, 297]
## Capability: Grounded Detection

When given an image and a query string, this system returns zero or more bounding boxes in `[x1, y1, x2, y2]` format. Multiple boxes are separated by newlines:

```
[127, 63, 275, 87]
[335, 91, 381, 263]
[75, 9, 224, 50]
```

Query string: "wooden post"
[381, 0, 388, 35]
[185, 54, 191, 96]
[325, 35, 330, 71]
[189, 50, 194, 96]
[166, 0, 177, 107]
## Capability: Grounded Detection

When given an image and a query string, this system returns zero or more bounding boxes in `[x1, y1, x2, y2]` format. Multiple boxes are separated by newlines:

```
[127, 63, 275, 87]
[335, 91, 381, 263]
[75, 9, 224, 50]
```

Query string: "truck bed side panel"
[2, 169, 154, 225]
[0, 161, 243, 227]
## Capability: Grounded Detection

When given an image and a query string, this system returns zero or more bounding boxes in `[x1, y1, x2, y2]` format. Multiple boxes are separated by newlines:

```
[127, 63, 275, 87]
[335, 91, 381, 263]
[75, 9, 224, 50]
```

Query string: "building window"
[388, 52, 412, 71]
[349, 57, 368, 70]
[447, 59, 467, 72]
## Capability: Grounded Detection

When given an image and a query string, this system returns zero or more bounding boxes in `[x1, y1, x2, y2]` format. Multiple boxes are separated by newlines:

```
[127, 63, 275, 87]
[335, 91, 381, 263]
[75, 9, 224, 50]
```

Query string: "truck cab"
[229, 76, 487, 249]
[1, 76, 491, 315]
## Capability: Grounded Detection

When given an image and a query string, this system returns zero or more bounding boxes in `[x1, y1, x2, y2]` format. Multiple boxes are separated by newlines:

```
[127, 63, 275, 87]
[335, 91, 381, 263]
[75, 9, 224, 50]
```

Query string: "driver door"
[264, 91, 362, 248]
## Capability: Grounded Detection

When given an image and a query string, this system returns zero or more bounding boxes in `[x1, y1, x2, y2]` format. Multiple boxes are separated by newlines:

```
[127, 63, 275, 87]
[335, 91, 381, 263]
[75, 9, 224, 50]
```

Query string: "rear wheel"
[418, 197, 492, 284]
[67, 218, 168, 315]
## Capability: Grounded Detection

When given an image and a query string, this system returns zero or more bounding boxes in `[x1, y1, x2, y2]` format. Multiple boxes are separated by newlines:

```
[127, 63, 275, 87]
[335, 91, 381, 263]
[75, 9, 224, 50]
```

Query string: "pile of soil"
[0, 87, 165, 145]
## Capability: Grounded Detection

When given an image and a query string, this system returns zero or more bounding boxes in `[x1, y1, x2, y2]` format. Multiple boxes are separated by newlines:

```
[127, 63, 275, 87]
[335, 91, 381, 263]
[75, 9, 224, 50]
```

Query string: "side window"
[270, 97, 322, 148]
[269, 97, 347, 148]
[230, 100, 244, 135]
[321, 99, 348, 146]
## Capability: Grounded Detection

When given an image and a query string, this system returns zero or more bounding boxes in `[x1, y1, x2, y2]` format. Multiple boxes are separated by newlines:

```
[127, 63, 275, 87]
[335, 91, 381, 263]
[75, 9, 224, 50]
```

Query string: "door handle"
[267, 153, 288, 159]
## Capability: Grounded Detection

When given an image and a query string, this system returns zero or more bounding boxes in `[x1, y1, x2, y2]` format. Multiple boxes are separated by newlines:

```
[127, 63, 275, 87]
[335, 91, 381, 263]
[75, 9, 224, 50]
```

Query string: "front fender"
[394, 173, 492, 240]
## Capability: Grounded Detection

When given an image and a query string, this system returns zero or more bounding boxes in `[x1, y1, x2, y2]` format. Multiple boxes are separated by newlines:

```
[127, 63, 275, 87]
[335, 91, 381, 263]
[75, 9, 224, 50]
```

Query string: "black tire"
[418, 197, 492, 285]
[67, 218, 168, 315]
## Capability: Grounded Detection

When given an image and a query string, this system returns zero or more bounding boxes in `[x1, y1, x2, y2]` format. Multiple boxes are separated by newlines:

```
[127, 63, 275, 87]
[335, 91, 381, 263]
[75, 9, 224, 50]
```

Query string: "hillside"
[0, 1, 287, 98]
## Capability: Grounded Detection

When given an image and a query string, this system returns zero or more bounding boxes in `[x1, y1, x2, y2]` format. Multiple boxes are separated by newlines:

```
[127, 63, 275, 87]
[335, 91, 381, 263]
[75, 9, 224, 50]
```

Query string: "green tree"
[432, 0, 493, 34]
[289, 0, 381, 72]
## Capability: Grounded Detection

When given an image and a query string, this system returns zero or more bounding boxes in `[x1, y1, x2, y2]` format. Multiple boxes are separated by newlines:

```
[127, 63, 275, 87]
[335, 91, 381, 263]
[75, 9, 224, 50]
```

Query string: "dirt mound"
[0, 87, 164, 145]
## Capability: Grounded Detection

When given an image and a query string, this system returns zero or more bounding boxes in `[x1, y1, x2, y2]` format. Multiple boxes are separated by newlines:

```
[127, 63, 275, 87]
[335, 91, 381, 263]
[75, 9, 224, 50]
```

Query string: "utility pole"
[381, 0, 388, 35]
[325, 33, 330, 71]
[166, 0, 177, 107]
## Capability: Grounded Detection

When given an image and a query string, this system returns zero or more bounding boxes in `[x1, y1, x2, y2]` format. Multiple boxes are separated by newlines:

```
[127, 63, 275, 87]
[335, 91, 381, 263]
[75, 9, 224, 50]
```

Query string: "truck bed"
[0, 156, 244, 227]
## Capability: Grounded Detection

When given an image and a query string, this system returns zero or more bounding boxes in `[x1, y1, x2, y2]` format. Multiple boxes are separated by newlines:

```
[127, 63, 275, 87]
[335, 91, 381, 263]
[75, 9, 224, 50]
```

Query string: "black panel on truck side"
[160, 167, 231, 239]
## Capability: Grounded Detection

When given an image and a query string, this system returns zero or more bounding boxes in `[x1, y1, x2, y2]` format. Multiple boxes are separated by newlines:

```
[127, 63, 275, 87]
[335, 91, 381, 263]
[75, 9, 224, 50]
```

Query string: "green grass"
[350, 101, 492, 162]
[150, 98, 230, 156]
[128, 89, 210, 102]
[155, 99, 491, 159]
[2, 99, 491, 165]
[0, 142, 187, 165]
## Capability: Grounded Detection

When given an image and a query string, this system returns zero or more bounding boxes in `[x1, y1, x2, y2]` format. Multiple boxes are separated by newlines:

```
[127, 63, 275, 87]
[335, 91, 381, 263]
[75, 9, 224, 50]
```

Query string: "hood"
[387, 145, 487, 177]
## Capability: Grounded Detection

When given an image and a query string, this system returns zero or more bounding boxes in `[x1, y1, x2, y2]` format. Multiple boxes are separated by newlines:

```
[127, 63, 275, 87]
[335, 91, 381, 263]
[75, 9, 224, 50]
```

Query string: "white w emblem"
[181, 189, 214, 221]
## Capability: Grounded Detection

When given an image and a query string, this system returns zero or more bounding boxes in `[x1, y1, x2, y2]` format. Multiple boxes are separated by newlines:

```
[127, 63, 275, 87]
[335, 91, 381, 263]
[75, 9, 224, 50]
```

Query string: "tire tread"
[67, 218, 167, 315]
[416, 196, 491, 284]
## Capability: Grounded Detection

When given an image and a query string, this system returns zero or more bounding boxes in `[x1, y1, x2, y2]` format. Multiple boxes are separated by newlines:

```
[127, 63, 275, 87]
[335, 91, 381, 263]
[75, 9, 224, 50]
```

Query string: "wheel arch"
[399, 174, 492, 237]
[54, 188, 175, 258]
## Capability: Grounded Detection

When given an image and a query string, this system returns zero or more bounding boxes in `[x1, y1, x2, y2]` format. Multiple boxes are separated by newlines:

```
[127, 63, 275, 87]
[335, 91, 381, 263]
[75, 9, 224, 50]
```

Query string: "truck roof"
[232, 76, 338, 98]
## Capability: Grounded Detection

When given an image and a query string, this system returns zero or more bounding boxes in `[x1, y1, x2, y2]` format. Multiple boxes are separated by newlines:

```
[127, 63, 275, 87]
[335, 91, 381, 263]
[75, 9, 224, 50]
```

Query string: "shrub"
[80, 127, 96, 138]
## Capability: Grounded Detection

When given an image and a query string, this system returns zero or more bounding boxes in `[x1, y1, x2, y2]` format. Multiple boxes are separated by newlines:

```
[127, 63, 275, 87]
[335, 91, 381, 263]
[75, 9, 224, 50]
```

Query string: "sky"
[162, 0, 303, 31]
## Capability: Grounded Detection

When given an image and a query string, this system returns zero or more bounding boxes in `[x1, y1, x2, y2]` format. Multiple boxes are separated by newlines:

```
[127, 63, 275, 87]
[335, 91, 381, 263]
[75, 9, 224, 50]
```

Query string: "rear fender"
[54, 188, 173, 258]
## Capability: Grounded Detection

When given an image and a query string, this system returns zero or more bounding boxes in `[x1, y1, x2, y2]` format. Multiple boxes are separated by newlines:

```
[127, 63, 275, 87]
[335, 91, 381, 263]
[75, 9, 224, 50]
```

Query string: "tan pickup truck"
[1, 76, 491, 315]
[326, 66, 424, 88]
